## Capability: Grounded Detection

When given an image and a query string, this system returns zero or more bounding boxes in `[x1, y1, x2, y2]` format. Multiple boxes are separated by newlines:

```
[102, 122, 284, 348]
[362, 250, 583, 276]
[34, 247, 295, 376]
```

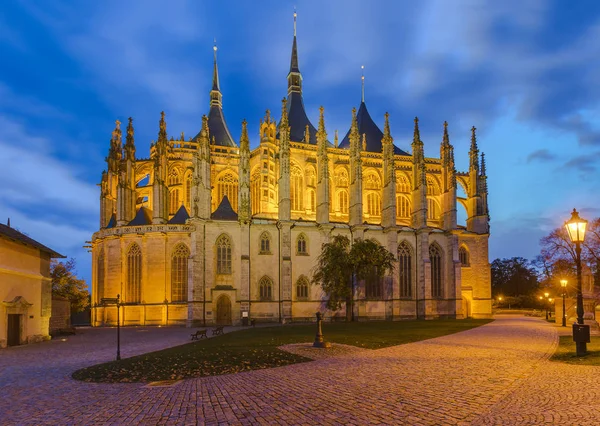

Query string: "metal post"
[116, 294, 121, 361]
[562, 290, 566, 327]
[575, 243, 586, 355]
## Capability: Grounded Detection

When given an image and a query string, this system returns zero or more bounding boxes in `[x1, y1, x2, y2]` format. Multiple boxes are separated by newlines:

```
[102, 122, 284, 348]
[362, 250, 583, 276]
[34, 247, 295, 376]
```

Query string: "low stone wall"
[50, 297, 71, 332]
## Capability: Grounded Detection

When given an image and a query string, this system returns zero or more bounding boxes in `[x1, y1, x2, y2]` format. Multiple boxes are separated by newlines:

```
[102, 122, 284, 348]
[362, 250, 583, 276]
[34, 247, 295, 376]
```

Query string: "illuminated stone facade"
[91, 23, 492, 327]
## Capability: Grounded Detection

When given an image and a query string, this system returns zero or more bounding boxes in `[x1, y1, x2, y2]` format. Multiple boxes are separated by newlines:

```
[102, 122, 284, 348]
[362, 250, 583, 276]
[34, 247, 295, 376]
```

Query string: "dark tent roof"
[193, 105, 237, 148]
[211, 195, 238, 221]
[168, 205, 190, 224]
[284, 92, 317, 143]
[339, 102, 409, 155]
[0, 223, 65, 258]
[128, 207, 153, 226]
[106, 212, 116, 228]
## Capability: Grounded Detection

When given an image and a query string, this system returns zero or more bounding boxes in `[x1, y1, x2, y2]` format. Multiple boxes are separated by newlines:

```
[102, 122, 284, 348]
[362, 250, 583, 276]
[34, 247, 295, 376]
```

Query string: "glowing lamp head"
[560, 279, 568, 288]
[539, 296, 543, 300]
[549, 298, 554, 303]
[565, 208, 587, 244]
[544, 292, 549, 298]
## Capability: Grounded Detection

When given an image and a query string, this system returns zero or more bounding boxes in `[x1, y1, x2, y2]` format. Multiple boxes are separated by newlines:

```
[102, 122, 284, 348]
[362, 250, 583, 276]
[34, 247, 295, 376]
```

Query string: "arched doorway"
[216, 295, 232, 325]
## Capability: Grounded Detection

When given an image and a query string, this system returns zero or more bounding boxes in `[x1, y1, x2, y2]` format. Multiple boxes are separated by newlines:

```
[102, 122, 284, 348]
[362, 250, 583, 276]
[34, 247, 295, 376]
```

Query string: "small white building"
[0, 222, 64, 348]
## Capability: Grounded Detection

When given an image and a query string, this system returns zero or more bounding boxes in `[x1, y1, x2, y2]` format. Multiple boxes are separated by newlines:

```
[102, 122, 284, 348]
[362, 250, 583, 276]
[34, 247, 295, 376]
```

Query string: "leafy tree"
[312, 236, 395, 321]
[491, 257, 539, 297]
[51, 258, 90, 313]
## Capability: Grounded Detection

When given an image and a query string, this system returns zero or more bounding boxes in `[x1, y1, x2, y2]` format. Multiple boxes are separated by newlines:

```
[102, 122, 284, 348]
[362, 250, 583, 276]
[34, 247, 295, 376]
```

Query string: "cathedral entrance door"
[7, 314, 21, 346]
[216, 295, 232, 325]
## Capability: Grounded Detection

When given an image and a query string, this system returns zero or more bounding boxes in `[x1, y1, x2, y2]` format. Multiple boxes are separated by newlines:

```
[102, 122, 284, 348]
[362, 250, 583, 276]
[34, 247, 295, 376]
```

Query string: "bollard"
[313, 312, 331, 348]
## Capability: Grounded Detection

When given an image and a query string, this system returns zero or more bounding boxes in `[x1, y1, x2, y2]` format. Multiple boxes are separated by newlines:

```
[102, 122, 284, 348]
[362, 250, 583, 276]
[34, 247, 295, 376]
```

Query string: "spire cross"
[361, 65, 365, 103]
[293, 8, 297, 37]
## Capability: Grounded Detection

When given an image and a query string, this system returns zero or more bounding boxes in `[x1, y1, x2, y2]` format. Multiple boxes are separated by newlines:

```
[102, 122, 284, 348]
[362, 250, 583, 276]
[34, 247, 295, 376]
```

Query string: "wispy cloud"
[527, 149, 556, 163]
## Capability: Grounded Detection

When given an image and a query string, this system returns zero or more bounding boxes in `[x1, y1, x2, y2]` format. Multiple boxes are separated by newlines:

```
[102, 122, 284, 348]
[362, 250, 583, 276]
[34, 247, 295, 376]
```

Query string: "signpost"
[101, 294, 121, 360]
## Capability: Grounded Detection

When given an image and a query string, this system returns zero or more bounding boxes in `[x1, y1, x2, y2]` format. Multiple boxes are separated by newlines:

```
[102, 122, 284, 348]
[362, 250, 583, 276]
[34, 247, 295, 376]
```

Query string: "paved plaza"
[1, 316, 600, 425]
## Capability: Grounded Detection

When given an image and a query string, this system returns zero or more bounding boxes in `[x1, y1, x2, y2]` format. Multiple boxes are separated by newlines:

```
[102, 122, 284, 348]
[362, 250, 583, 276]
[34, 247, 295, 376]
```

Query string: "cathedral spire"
[210, 40, 222, 107]
[361, 65, 365, 103]
[288, 9, 302, 95]
[469, 126, 479, 172]
[480, 151, 486, 176]
[124, 117, 135, 161]
[107, 120, 122, 173]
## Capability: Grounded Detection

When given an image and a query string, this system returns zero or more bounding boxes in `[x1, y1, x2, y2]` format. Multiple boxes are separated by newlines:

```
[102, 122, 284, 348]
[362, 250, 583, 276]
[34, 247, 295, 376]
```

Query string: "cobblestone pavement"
[2, 316, 600, 425]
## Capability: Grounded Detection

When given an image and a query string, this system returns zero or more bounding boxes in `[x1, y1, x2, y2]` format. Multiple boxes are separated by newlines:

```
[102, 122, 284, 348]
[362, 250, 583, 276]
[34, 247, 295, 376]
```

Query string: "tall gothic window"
[168, 169, 181, 186]
[260, 231, 271, 254]
[170, 188, 180, 215]
[397, 174, 410, 193]
[365, 267, 383, 299]
[171, 244, 189, 302]
[336, 169, 349, 187]
[127, 243, 142, 303]
[216, 172, 238, 212]
[397, 194, 411, 219]
[338, 190, 349, 214]
[427, 198, 440, 220]
[459, 246, 470, 266]
[367, 192, 381, 216]
[296, 275, 309, 300]
[251, 171, 261, 215]
[259, 276, 273, 301]
[291, 166, 304, 211]
[308, 189, 316, 212]
[398, 241, 412, 298]
[96, 248, 105, 305]
[185, 173, 192, 212]
[297, 234, 307, 255]
[216, 235, 232, 274]
[430, 243, 443, 298]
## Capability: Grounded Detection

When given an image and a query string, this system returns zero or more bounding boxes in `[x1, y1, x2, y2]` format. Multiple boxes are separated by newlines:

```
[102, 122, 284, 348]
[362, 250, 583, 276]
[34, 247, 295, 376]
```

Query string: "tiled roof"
[211, 195, 238, 221]
[168, 205, 190, 224]
[0, 223, 65, 258]
[128, 207, 153, 226]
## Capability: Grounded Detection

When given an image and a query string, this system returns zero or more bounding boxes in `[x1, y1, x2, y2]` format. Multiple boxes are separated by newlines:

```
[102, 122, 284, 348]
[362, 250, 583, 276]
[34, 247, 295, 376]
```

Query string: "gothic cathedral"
[91, 17, 492, 327]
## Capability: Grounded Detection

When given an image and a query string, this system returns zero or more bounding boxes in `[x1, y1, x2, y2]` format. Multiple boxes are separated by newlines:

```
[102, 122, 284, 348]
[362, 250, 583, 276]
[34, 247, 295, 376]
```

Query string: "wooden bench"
[212, 326, 224, 336]
[190, 329, 207, 340]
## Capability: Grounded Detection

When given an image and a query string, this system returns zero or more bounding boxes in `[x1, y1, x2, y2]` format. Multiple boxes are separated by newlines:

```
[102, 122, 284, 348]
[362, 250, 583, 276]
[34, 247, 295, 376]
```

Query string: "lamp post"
[565, 208, 589, 356]
[544, 292, 550, 320]
[560, 279, 568, 327]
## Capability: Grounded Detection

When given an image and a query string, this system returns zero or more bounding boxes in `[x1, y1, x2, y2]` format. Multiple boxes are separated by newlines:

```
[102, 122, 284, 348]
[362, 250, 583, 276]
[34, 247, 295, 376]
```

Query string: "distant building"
[0, 222, 64, 347]
[92, 15, 491, 327]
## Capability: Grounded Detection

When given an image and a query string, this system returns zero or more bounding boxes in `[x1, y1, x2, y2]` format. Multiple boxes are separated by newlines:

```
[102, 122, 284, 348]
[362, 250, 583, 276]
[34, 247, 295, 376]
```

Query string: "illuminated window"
[216, 235, 232, 274]
[96, 248, 105, 305]
[339, 190, 348, 214]
[168, 169, 181, 186]
[397, 174, 410, 193]
[398, 241, 412, 298]
[259, 276, 273, 301]
[336, 169, 349, 187]
[127, 243, 142, 303]
[427, 198, 440, 220]
[430, 243, 443, 298]
[367, 192, 381, 216]
[396, 194, 411, 219]
[170, 189, 180, 215]
[185, 173, 192, 211]
[291, 166, 304, 211]
[171, 244, 189, 302]
[251, 171, 261, 214]
[459, 246, 470, 266]
[216, 172, 238, 212]
[309, 189, 316, 212]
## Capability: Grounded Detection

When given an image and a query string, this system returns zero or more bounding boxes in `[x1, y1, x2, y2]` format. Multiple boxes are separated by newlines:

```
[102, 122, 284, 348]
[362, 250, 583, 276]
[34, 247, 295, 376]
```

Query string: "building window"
[291, 166, 304, 211]
[398, 241, 412, 298]
[251, 171, 261, 215]
[309, 189, 316, 212]
[365, 267, 383, 299]
[126, 243, 142, 303]
[297, 234, 308, 255]
[459, 246, 470, 266]
[427, 198, 440, 220]
[170, 188, 180, 215]
[168, 169, 181, 186]
[216, 171, 238, 212]
[430, 243, 443, 298]
[96, 248, 105, 305]
[185, 173, 192, 212]
[171, 244, 189, 302]
[397, 174, 410, 193]
[338, 190, 348, 214]
[259, 276, 273, 301]
[260, 232, 271, 254]
[396, 194, 411, 219]
[296, 276, 309, 300]
[217, 234, 232, 274]
[367, 192, 381, 216]
[336, 169, 349, 187]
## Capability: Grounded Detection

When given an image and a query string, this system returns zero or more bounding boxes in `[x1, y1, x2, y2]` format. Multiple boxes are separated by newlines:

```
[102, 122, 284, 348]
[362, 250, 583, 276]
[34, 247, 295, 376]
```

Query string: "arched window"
[429, 243, 443, 298]
[291, 166, 304, 211]
[306, 167, 316, 187]
[259, 276, 273, 301]
[260, 232, 271, 254]
[426, 176, 440, 196]
[397, 174, 410, 193]
[216, 235, 232, 275]
[365, 173, 381, 190]
[170, 188, 180, 215]
[365, 267, 382, 299]
[168, 169, 181, 186]
[216, 172, 238, 212]
[251, 170, 261, 215]
[308, 189, 316, 212]
[459, 246, 470, 266]
[296, 275, 309, 300]
[127, 243, 142, 303]
[185, 173, 192, 212]
[427, 198, 440, 220]
[396, 194, 411, 219]
[367, 192, 381, 216]
[297, 234, 308, 255]
[96, 248, 105, 305]
[338, 190, 349, 214]
[336, 169, 349, 187]
[171, 244, 189, 302]
[398, 241, 412, 298]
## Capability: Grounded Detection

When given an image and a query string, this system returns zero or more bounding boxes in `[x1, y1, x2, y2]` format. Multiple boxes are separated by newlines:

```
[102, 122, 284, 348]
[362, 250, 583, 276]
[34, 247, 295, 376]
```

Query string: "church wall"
[248, 222, 280, 322]
[458, 234, 492, 318]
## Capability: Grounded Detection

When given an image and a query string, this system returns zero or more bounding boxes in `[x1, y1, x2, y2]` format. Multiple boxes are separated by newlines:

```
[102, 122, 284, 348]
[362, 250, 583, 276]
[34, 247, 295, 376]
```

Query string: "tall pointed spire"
[469, 126, 479, 172]
[107, 120, 122, 173]
[124, 117, 135, 161]
[210, 39, 222, 107]
[480, 152, 486, 176]
[361, 65, 365, 103]
[288, 9, 302, 95]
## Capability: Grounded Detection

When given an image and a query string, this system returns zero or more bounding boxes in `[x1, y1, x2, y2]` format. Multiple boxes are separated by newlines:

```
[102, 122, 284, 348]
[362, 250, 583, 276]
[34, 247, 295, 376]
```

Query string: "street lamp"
[560, 279, 568, 327]
[565, 208, 589, 356]
[543, 293, 550, 320]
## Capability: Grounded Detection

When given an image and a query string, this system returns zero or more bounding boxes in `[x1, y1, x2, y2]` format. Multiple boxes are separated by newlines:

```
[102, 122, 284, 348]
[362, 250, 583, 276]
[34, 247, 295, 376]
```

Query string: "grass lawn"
[72, 319, 492, 383]
[550, 335, 600, 365]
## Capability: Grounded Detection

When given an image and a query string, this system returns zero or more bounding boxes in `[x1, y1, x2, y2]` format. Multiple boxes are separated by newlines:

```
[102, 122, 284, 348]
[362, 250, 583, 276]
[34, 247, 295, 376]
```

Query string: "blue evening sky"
[1, 1, 600, 284]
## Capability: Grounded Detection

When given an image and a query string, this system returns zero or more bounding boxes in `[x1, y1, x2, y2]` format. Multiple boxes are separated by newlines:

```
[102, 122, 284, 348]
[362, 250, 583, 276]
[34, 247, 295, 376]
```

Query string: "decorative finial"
[7, 217, 10, 227]
[213, 38, 217, 52]
[334, 130, 339, 148]
[305, 124, 310, 143]
[413, 117, 421, 143]
[442, 121, 449, 145]
[293, 7, 297, 37]
[361, 65, 365, 103]
[480, 152, 486, 176]
[362, 133, 367, 151]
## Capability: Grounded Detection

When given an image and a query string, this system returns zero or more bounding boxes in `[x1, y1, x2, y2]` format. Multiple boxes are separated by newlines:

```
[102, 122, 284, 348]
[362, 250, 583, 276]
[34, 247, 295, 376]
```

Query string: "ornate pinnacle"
[305, 124, 310, 144]
[317, 106, 327, 154]
[413, 117, 421, 144]
[442, 121, 450, 146]
[334, 130, 338, 148]
[240, 119, 250, 152]
[480, 152, 486, 176]
[265, 109, 271, 124]
[124, 117, 135, 161]
[382, 112, 393, 151]
[158, 111, 167, 143]
[280, 98, 289, 130]
[469, 125, 479, 171]
[470, 126, 478, 151]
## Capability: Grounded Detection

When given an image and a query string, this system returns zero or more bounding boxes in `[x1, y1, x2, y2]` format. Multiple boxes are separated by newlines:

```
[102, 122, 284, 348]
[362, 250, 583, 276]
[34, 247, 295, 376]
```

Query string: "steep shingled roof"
[211, 195, 238, 221]
[0, 223, 65, 258]
[168, 205, 190, 224]
[128, 207, 153, 226]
